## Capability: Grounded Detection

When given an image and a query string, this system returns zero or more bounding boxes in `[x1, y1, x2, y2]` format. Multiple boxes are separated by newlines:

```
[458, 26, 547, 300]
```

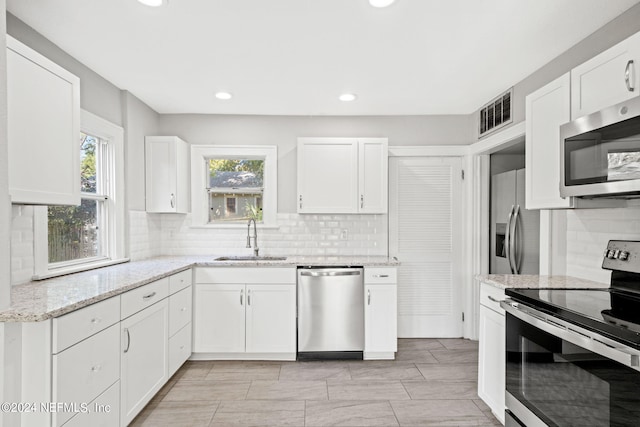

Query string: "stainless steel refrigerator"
[490, 168, 540, 274]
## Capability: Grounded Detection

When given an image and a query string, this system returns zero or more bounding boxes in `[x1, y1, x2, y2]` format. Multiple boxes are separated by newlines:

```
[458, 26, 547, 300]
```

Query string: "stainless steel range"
[501, 240, 640, 427]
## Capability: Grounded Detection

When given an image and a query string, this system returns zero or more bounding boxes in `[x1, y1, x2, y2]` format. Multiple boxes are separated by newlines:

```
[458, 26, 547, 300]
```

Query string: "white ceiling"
[6, 0, 640, 116]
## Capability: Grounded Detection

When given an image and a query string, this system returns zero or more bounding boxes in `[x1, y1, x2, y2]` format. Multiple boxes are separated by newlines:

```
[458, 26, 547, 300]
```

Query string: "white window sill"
[33, 258, 130, 281]
[189, 224, 280, 230]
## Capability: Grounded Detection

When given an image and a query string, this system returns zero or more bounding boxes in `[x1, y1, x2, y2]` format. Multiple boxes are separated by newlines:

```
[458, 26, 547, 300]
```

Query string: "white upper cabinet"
[571, 31, 640, 120]
[359, 139, 389, 213]
[525, 72, 573, 209]
[145, 136, 190, 213]
[297, 138, 388, 214]
[7, 35, 81, 205]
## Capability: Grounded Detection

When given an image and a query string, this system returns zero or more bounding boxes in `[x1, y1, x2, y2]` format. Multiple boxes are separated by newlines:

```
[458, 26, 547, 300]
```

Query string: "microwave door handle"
[511, 205, 521, 274]
[626, 59, 635, 92]
[505, 205, 515, 274]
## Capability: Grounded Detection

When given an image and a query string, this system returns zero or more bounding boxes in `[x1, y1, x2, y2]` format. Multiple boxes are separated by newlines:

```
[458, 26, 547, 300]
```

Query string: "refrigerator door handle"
[511, 205, 521, 274]
[505, 205, 515, 274]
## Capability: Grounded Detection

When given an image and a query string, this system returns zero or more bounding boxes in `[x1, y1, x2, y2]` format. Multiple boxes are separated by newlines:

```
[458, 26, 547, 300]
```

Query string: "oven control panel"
[603, 240, 640, 273]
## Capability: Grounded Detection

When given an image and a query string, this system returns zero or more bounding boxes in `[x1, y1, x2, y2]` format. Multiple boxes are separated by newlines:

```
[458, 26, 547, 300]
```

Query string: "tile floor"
[130, 338, 501, 426]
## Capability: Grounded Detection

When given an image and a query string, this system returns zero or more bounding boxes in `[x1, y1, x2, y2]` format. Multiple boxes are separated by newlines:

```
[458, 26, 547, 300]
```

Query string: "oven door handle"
[501, 299, 640, 369]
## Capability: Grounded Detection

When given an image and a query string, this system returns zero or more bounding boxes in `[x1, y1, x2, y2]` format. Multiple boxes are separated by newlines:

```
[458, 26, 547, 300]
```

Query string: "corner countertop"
[0, 255, 399, 322]
[476, 274, 609, 290]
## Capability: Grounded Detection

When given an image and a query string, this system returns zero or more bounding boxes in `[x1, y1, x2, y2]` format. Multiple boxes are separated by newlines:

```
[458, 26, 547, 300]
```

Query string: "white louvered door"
[389, 156, 463, 337]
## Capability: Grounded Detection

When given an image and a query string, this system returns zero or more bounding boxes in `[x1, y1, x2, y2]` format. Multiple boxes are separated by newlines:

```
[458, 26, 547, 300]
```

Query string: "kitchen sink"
[214, 256, 288, 261]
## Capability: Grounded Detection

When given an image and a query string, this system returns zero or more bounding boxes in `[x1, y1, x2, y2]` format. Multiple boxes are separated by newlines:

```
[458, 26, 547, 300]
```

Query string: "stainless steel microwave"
[560, 96, 640, 198]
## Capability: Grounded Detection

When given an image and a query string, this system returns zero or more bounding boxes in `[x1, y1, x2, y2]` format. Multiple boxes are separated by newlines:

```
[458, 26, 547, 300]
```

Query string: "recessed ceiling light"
[369, 0, 395, 8]
[138, 0, 166, 6]
[215, 92, 233, 100]
[339, 93, 357, 102]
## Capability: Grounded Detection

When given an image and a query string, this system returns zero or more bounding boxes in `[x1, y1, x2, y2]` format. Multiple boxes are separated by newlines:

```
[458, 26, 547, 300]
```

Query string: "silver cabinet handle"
[170, 193, 175, 208]
[299, 195, 303, 209]
[487, 295, 502, 303]
[300, 270, 362, 277]
[90, 317, 101, 324]
[373, 274, 389, 278]
[123, 328, 130, 353]
[360, 194, 364, 209]
[240, 289, 244, 306]
[248, 289, 251, 306]
[367, 289, 371, 305]
[626, 59, 635, 92]
[143, 291, 157, 300]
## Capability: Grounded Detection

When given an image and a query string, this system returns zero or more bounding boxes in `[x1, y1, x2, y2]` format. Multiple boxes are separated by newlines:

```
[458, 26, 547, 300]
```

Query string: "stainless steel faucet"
[246, 218, 259, 256]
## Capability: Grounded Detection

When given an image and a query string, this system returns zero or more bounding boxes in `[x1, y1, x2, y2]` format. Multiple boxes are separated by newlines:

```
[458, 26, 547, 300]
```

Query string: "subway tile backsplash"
[156, 213, 388, 257]
[565, 206, 640, 283]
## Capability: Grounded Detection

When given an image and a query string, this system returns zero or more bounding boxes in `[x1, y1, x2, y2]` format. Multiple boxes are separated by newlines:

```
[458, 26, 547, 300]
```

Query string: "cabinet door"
[364, 284, 397, 356]
[145, 136, 189, 213]
[7, 36, 80, 205]
[245, 284, 296, 353]
[120, 299, 168, 426]
[571, 32, 640, 119]
[526, 73, 573, 209]
[193, 284, 246, 353]
[297, 138, 359, 213]
[478, 304, 505, 425]
[359, 139, 388, 214]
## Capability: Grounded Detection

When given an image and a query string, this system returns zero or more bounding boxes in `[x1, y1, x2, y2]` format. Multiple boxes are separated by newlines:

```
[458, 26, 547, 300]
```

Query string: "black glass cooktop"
[506, 287, 640, 350]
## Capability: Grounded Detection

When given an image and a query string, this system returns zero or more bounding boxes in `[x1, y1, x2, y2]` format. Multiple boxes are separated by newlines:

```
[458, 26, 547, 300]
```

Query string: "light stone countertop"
[476, 274, 609, 290]
[1, 255, 399, 322]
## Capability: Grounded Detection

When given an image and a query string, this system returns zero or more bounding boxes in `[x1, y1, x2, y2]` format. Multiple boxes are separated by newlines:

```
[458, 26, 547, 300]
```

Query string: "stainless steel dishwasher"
[297, 266, 364, 360]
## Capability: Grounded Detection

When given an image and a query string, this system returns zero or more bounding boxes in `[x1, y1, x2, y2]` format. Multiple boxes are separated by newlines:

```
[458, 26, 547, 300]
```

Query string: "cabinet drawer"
[169, 286, 192, 337]
[53, 296, 120, 354]
[479, 283, 506, 315]
[169, 323, 192, 377]
[53, 323, 120, 427]
[195, 267, 296, 284]
[61, 381, 119, 427]
[121, 278, 169, 319]
[364, 267, 397, 284]
[169, 269, 192, 294]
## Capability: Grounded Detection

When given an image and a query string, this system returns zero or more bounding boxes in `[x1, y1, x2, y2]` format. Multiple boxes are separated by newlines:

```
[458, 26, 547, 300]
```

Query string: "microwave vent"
[479, 88, 513, 137]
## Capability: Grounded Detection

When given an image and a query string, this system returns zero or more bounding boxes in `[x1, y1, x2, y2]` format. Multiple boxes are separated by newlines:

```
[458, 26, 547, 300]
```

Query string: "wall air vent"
[479, 88, 512, 138]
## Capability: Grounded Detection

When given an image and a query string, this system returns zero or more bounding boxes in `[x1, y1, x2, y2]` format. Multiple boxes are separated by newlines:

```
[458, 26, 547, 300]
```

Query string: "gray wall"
[6, 13, 124, 127]
[159, 114, 474, 213]
[1, 0, 9, 310]
[122, 91, 161, 212]
[474, 2, 640, 140]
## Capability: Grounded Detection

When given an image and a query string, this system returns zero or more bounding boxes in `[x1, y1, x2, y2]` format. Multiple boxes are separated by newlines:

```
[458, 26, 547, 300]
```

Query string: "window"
[191, 146, 277, 227]
[209, 158, 264, 222]
[34, 110, 126, 279]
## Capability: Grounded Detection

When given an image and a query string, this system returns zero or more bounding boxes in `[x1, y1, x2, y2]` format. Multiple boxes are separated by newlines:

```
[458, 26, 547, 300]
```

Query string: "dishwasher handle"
[299, 270, 362, 277]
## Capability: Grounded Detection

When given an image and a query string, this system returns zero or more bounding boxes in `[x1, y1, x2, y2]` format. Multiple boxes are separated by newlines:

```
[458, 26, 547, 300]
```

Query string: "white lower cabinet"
[120, 298, 169, 426]
[478, 283, 506, 425]
[193, 267, 297, 360]
[245, 284, 296, 353]
[53, 323, 120, 426]
[61, 381, 120, 427]
[364, 267, 398, 360]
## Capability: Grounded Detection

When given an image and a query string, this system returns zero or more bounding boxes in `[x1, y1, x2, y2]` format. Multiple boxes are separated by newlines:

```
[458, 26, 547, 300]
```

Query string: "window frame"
[33, 110, 127, 279]
[191, 145, 278, 228]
